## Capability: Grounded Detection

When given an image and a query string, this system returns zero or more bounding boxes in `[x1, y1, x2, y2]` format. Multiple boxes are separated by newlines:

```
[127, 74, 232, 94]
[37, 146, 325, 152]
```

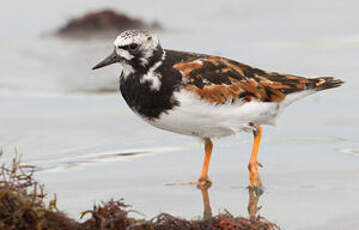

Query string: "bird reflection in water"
[198, 185, 263, 220]
[199, 185, 213, 219]
[196, 184, 278, 229]
[247, 188, 263, 221]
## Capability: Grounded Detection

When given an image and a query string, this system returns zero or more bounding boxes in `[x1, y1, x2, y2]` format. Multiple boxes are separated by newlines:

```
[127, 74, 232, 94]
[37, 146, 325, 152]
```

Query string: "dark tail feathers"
[311, 77, 344, 91]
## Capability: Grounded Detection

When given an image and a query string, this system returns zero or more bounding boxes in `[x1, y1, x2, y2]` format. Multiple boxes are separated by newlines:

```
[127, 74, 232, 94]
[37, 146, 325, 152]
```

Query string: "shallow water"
[1, 0, 359, 229]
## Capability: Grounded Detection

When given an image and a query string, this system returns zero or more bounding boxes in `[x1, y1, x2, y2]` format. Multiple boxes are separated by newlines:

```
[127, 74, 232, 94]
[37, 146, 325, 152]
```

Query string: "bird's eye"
[129, 43, 138, 50]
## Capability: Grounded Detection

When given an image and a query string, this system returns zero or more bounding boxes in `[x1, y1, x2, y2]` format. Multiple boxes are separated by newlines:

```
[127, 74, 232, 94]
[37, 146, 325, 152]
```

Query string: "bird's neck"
[144, 45, 165, 73]
[119, 48, 183, 120]
[121, 45, 164, 79]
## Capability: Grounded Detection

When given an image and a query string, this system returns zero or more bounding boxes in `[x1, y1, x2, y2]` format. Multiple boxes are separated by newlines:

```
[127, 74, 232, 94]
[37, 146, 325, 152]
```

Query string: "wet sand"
[1, 1, 359, 229]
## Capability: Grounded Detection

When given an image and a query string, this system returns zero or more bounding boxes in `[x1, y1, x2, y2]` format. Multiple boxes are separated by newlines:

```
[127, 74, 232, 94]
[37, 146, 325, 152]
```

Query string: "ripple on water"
[339, 148, 359, 157]
[31, 146, 184, 173]
[218, 136, 348, 147]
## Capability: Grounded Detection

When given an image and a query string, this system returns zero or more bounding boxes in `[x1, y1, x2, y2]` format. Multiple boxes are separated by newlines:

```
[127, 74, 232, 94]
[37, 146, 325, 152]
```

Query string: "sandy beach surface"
[1, 1, 359, 229]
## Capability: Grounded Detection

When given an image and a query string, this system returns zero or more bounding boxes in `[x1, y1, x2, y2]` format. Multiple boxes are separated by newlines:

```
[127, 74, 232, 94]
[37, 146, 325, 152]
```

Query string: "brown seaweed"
[0, 153, 279, 230]
[57, 9, 162, 38]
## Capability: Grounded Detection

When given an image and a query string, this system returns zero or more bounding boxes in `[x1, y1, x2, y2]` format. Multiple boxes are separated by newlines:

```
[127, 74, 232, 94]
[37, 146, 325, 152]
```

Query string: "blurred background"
[1, 1, 358, 229]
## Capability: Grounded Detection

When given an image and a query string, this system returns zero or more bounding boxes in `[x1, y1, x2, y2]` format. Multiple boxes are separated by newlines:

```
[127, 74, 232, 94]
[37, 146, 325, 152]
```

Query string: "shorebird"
[93, 30, 343, 189]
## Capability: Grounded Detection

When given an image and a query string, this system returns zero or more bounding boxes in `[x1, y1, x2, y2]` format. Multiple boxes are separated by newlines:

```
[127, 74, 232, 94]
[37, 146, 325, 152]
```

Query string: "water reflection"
[199, 185, 212, 219]
[198, 185, 275, 228]
[247, 188, 263, 221]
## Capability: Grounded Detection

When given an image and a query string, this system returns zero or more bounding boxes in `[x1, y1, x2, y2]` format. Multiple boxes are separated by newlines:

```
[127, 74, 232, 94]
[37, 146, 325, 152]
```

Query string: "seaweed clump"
[80, 206, 279, 230]
[57, 9, 162, 38]
[0, 152, 279, 230]
[0, 153, 77, 230]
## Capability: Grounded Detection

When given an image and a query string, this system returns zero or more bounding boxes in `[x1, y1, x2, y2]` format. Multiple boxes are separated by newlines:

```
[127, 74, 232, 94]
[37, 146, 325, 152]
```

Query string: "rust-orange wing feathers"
[172, 55, 342, 104]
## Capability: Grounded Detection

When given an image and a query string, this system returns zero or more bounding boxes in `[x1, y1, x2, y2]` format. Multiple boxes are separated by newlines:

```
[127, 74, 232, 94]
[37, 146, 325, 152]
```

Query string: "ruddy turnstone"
[92, 30, 344, 189]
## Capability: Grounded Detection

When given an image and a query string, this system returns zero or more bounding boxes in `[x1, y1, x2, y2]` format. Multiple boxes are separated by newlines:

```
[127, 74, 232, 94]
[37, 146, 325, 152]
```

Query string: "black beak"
[92, 50, 121, 70]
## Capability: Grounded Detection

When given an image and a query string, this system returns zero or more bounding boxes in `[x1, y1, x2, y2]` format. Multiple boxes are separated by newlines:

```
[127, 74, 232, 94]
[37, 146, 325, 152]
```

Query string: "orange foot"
[184, 177, 212, 189]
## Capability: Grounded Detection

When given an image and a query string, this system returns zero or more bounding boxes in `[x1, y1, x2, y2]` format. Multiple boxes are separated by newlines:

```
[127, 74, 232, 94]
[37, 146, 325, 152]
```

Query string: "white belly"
[146, 90, 281, 138]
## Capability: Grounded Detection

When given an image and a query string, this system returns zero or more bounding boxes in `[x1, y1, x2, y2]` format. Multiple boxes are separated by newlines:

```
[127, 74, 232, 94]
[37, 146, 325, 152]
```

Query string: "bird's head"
[92, 30, 164, 76]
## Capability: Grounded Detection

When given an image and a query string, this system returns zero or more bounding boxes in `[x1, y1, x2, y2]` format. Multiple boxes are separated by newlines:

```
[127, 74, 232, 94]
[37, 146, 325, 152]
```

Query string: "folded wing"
[173, 56, 343, 104]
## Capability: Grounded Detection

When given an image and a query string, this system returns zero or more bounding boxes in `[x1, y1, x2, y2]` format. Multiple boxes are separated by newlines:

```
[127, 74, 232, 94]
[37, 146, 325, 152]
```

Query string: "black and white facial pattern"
[113, 30, 163, 77]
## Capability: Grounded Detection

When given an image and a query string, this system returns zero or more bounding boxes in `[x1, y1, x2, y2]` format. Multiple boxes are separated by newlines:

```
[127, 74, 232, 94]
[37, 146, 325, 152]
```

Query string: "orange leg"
[248, 125, 263, 188]
[198, 138, 213, 188]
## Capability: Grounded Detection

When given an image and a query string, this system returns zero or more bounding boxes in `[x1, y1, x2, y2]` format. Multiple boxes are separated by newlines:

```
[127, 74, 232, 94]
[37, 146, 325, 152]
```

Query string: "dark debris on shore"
[56, 9, 162, 39]
[0, 153, 279, 230]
